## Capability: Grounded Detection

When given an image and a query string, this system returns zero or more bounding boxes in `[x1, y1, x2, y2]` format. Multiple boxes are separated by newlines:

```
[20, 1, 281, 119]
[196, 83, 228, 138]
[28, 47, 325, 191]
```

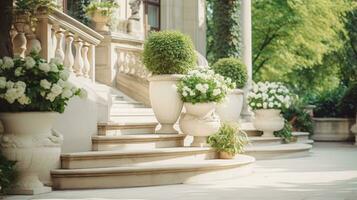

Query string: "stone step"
[292, 132, 314, 144]
[111, 102, 147, 108]
[244, 143, 312, 160]
[249, 137, 283, 146]
[110, 108, 154, 116]
[92, 134, 186, 151]
[97, 122, 158, 136]
[51, 155, 255, 190]
[60, 147, 216, 169]
[109, 116, 158, 124]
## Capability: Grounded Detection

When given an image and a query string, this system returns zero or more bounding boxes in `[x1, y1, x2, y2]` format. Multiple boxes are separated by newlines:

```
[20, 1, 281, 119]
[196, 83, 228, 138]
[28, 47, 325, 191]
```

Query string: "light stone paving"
[4, 142, 357, 200]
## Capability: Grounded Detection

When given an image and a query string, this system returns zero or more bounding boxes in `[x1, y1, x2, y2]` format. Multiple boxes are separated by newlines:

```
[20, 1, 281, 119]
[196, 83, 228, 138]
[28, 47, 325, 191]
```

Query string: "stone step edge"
[97, 122, 158, 135]
[92, 134, 186, 144]
[61, 147, 214, 161]
[52, 155, 255, 178]
[245, 143, 312, 153]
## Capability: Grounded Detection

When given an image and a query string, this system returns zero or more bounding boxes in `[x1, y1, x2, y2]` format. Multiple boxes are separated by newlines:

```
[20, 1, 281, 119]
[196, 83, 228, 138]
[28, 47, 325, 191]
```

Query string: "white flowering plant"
[0, 52, 86, 113]
[177, 66, 235, 104]
[248, 81, 291, 110]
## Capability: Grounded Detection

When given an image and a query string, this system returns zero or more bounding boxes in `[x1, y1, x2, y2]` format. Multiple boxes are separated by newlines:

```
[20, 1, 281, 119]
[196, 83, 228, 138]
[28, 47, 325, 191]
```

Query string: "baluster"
[10, 26, 17, 42]
[25, 24, 42, 55]
[82, 42, 90, 78]
[88, 44, 96, 81]
[129, 51, 136, 75]
[64, 32, 74, 71]
[73, 37, 84, 76]
[124, 52, 131, 74]
[119, 51, 125, 72]
[54, 28, 65, 63]
[13, 15, 28, 57]
[51, 26, 57, 58]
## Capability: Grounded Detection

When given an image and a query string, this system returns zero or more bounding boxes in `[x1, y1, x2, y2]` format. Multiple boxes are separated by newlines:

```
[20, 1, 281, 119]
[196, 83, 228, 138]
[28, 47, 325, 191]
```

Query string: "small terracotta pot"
[219, 151, 236, 159]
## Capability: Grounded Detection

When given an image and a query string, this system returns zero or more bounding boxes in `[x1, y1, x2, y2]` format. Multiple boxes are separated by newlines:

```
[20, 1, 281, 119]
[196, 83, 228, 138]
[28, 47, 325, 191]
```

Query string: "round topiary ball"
[143, 31, 196, 75]
[212, 58, 248, 88]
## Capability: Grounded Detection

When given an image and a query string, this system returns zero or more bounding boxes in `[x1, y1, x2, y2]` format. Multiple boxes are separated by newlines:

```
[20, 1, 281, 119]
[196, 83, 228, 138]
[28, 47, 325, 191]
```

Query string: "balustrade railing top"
[12, 9, 104, 82]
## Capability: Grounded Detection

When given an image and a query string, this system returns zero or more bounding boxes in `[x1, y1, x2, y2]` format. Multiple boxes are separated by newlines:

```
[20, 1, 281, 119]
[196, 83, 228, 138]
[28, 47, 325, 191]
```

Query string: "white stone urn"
[312, 118, 355, 142]
[92, 11, 110, 32]
[148, 75, 184, 134]
[179, 103, 221, 147]
[216, 89, 244, 123]
[253, 109, 284, 137]
[0, 112, 63, 195]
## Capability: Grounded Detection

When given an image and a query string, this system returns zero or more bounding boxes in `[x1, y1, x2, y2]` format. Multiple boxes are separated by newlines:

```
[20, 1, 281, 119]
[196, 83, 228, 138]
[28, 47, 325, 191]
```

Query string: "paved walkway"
[4, 142, 357, 200]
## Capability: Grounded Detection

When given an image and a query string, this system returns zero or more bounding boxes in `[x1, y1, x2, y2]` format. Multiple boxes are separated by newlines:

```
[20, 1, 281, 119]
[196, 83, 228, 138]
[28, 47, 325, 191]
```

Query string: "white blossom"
[40, 79, 52, 89]
[50, 63, 59, 72]
[213, 89, 221, 96]
[50, 58, 62, 65]
[6, 81, 14, 89]
[61, 89, 73, 99]
[18, 95, 31, 105]
[0, 77, 6, 89]
[24, 56, 36, 69]
[2, 57, 14, 69]
[39, 63, 50, 72]
[14, 67, 23, 77]
[60, 69, 70, 80]
[79, 89, 87, 99]
[51, 84, 63, 96]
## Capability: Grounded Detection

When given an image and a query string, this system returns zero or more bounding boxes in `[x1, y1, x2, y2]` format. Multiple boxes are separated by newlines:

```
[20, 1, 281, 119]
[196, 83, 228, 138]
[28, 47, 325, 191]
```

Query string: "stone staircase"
[50, 93, 256, 190]
[51, 93, 313, 189]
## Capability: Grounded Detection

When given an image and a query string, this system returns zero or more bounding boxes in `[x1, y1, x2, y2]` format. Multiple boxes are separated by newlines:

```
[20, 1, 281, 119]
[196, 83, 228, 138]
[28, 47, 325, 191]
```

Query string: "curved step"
[97, 122, 158, 136]
[51, 155, 255, 190]
[249, 137, 282, 146]
[61, 147, 216, 169]
[92, 134, 186, 151]
[244, 143, 312, 160]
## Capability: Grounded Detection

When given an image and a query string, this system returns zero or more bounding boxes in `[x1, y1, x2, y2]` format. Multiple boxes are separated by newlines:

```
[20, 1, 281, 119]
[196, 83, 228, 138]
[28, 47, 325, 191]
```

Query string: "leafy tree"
[208, 0, 241, 63]
[66, 0, 90, 25]
[252, 0, 350, 81]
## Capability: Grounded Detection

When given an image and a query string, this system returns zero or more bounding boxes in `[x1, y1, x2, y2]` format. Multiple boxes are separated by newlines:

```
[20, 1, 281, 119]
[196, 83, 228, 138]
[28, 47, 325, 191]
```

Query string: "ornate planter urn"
[92, 11, 110, 32]
[219, 151, 235, 159]
[179, 103, 221, 147]
[148, 75, 184, 134]
[253, 109, 284, 137]
[0, 112, 63, 195]
[216, 89, 244, 123]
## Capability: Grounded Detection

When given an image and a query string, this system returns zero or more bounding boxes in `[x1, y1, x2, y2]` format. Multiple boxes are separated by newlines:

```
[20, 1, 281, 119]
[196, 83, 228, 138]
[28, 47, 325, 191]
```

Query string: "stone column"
[240, 0, 254, 122]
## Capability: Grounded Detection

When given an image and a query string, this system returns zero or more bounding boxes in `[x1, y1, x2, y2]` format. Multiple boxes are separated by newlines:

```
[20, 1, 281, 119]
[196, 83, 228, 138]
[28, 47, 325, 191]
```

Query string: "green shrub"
[143, 31, 196, 75]
[0, 151, 16, 194]
[312, 86, 347, 118]
[338, 82, 357, 118]
[274, 120, 293, 143]
[208, 123, 249, 154]
[282, 101, 313, 133]
[85, 1, 118, 17]
[212, 58, 247, 88]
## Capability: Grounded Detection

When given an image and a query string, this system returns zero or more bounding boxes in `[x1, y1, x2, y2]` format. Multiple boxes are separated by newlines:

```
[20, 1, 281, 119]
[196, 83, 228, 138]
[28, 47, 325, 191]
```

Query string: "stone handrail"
[11, 9, 104, 82]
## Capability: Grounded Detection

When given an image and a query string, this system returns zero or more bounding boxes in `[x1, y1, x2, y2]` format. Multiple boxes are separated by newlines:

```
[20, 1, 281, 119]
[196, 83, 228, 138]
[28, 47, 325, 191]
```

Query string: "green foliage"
[143, 31, 196, 75]
[66, 0, 91, 25]
[14, 0, 57, 15]
[274, 120, 293, 143]
[0, 52, 85, 113]
[310, 86, 347, 118]
[177, 67, 235, 104]
[212, 58, 247, 89]
[282, 101, 313, 133]
[208, 123, 249, 154]
[85, 1, 119, 17]
[0, 151, 16, 194]
[208, 0, 241, 62]
[252, 0, 349, 80]
[337, 82, 357, 118]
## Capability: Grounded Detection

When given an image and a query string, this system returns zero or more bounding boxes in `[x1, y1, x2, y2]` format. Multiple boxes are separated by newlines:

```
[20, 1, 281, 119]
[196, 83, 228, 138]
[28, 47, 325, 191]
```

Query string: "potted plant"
[143, 31, 196, 134]
[0, 53, 86, 194]
[212, 58, 247, 122]
[177, 66, 235, 146]
[311, 84, 357, 142]
[85, 1, 119, 32]
[0, 150, 16, 195]
[248, 81, 291, 137]
[208, 123, 249, 159]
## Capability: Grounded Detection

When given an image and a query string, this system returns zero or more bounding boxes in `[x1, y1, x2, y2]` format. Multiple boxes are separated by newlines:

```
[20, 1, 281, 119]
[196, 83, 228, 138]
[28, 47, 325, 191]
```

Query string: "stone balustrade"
[116, 46, 151, 79]
[11, 9, 103, 82]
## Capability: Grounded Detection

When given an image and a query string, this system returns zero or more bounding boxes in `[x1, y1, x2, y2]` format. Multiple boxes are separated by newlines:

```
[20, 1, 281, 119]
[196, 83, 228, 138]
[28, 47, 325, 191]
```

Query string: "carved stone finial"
[129, 0, 142, 21]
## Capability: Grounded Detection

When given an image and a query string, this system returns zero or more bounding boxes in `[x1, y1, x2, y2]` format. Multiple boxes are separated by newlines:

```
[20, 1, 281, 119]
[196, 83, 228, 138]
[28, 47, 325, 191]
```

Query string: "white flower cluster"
[248, 81, 291, 110]
[177, 66, 235, 103]
[0, 77, 30, 105]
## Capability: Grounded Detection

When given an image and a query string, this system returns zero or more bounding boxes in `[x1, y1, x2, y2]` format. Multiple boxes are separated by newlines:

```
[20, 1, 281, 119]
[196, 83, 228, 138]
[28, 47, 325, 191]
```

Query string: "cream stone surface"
[5, 143, 357, 200]
[148, 75, 184, 134]
[216, 89, 244, 123]
[253, 109, 284, 137]
[312, 118, 355, 142]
